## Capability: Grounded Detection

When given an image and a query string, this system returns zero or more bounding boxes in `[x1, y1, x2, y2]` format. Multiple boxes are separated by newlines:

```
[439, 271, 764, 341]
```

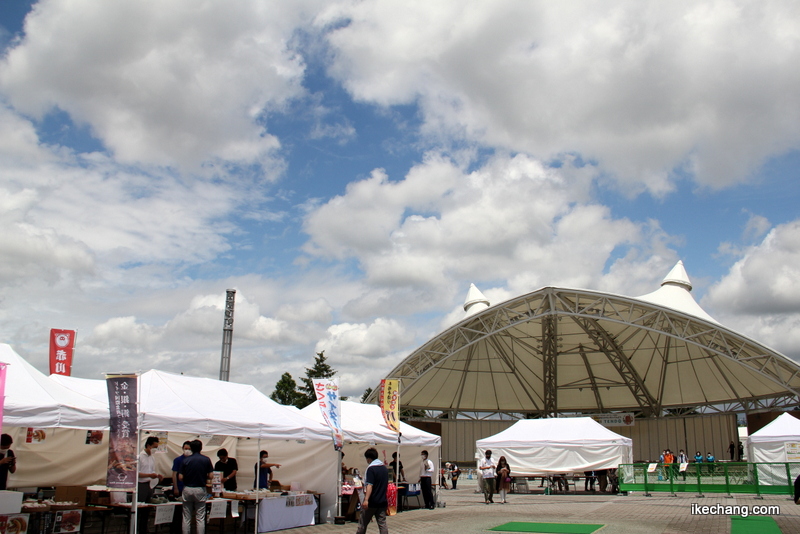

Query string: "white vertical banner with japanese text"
[49, 329, 76, 376]
[313, 378, 343, 451]
[106, 374, 139, 488]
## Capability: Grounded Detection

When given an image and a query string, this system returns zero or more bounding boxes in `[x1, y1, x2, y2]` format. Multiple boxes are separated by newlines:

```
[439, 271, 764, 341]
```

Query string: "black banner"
[106, 375, 138, 488]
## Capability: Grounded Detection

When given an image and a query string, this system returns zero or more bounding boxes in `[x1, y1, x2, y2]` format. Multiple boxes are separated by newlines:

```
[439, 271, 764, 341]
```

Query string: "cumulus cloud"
[317, 0, 800, 193]
[0, 0, 322, 170]
[303, 151, 672, 319]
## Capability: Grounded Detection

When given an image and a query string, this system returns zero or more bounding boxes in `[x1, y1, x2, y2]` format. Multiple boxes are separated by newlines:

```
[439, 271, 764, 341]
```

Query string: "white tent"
[50, 371, 340, 518]
[300, 400, 441, 482]
[0, 344, 108, 429]
[476, 417, 633, 475]
[52, 371, 332, 441]
[300, 400, 440, 447]
[746, 413, 800, 486]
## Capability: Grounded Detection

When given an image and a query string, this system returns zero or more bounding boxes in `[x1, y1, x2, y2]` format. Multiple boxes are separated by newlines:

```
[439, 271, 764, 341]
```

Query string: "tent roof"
[300, 400, 441, 447]
[476, 417, 632, 447]
[0, 344, 109, 429]
[747, 413, 800, 443]
[373, 262, 800, 416]
[51, 370, 331, 441]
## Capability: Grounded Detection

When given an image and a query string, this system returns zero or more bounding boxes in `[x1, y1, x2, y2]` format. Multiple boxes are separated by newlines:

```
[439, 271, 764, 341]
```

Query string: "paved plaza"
[302, 479, 800, 534]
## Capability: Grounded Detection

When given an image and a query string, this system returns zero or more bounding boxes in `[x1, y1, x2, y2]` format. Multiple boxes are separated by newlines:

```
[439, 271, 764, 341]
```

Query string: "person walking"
[419, 450, 435, 510]
[356, 448, 389, 534]
[450, 463, 460, 490]
[496, 456, 511, 504]
[180, 439, 213, 534]
[479, 450, 496, 504]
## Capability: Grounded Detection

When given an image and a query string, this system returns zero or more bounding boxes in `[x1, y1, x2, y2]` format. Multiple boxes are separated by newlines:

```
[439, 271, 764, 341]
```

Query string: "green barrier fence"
[618, 462, 800, 497]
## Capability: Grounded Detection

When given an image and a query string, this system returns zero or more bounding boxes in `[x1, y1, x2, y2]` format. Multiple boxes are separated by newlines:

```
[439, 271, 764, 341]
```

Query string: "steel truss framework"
[374, 287, 800, 417]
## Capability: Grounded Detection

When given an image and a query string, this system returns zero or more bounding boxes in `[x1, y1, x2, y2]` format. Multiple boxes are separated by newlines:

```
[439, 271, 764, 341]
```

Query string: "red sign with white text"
[49, 329, 76, 376]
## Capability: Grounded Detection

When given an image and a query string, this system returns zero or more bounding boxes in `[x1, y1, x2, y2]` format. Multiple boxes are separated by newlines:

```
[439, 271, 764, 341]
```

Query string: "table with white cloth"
[257, 494, 317, 533]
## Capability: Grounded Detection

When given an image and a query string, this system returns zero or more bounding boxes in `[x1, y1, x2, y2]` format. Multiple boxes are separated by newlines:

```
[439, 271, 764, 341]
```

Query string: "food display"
[0, 514, 29, 534]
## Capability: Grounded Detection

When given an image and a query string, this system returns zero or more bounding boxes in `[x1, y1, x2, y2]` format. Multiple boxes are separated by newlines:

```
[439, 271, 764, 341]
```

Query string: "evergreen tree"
[296, 350, 336, 408]
[361, 387, 373, 403]
[270, 372, 302, 407]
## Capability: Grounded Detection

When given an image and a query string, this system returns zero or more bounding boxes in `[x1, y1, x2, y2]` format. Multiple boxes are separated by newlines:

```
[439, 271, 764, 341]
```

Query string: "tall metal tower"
[219, 289, 236, 381]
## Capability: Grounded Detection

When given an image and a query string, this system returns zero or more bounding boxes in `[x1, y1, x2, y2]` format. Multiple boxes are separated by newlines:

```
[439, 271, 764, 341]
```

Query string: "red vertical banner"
[49, 329, 76, 376]
[0, 363, 7, 436]
[106, 375, 139, 488]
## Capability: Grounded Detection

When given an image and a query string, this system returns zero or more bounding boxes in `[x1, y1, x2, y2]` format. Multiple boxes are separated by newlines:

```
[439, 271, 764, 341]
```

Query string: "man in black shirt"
[180, 440, 213, 534]
[0, 434, 17, 490]
[356, 447, 389, 534]
[214, 448, 238, 491]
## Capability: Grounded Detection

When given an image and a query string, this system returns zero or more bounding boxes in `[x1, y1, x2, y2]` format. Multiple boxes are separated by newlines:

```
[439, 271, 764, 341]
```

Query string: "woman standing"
[496, 456, 511, 504]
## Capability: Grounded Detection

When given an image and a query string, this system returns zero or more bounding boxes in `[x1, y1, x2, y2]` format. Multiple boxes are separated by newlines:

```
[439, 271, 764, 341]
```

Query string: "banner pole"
[254, 438, 260, 534]
[131, 377, 141, 534]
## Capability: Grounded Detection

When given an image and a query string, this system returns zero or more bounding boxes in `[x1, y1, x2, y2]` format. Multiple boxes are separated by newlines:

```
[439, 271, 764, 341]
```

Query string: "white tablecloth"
[257, 495, 316, 533]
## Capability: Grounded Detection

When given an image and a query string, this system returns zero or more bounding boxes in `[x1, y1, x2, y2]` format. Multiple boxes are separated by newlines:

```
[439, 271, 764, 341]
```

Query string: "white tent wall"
[3, 427, 108, 488]
[474, 443, 632, 476]
[235, 436, 338, 520]
[745, 413, 800, 486]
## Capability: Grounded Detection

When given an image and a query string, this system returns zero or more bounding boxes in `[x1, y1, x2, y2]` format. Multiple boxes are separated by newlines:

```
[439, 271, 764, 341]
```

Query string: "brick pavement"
[300, 479, 800, 534]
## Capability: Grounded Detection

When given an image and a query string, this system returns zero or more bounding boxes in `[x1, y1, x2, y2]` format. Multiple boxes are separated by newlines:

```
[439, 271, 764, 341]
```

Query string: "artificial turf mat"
[730, 515, 781, 534]
[488, 522, 604, 533]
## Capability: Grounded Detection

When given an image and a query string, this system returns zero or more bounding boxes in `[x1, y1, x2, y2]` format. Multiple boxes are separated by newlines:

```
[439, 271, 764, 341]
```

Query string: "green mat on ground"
[730, 515, 781, 534]
[488, 522, 604, 533]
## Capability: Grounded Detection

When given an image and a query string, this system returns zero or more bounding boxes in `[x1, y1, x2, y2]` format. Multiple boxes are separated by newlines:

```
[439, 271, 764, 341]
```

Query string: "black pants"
[420, 477, 434, 509]
[794, 474, 800, 504]
[137, 482, 153, 533]
[451, 475, 458, 490]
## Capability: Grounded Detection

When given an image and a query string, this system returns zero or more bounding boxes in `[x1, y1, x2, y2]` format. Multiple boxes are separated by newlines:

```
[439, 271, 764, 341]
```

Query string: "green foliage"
[296, 350, 337, 408]
[361, 387, 373, 403]
[270, 372, 302, 407]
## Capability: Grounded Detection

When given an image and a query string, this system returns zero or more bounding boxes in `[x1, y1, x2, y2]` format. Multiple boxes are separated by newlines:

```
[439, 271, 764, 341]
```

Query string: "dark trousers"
[137, 482, 153, 533]
[451, 475, 458, 490]
[420, 476, 434, 509]
[355, 506, 388, 534]
[794, 474, 800, 504]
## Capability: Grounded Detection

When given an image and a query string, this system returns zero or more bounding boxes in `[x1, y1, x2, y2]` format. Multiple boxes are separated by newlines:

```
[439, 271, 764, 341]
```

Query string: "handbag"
[505, 477, 511, 482]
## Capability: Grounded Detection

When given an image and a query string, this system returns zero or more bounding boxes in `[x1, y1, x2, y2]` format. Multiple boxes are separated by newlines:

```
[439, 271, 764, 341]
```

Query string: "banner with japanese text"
[106, 374, 138, 488]
[378, 379, 400, 433]
[49, 329, 76, 376]
[0, 363, 6, 436]
[313, 378, 343, 451]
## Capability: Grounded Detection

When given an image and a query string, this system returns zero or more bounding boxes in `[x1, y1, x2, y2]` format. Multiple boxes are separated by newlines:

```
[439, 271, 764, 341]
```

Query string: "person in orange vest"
[663, 449, 675, 479]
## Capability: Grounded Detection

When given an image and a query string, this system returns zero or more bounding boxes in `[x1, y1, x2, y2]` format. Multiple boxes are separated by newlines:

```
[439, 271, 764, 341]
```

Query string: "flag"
[106, 374, 138, 488]
[313, 378, 343, 451]
[49, 329, 76, 376]
[378, 379, 400, 433]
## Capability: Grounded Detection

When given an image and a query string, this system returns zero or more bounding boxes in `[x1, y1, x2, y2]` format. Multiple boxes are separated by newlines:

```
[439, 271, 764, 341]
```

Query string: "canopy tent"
[0, 343, 108, 429]
[746, 413, 800, 463]
[300, 400, 440, 447]
[745, 413, 800, 486]
[476, 417, 633, 475]
[49, 371, 339, 517]
[300, 400, 441, 482]
[371, 262, 800, 417]
[52, 370, 332, 441]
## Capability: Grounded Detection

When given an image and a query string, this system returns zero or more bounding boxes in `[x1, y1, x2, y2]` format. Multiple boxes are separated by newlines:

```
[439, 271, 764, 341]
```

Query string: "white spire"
[636, 261, 717, 323]
[463, 283, 490, 317]
[661, 260, 692, 291]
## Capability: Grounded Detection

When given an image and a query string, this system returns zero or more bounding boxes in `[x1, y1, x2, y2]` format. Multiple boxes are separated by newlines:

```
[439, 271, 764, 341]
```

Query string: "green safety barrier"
[618, 462, 800, 496]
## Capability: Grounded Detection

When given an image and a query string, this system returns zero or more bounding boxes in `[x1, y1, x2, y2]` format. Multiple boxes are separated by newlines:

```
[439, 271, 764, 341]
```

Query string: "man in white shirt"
[138, 436, 163, 532]
[418, 450, 435, 510]
[479, 449, 496, 504]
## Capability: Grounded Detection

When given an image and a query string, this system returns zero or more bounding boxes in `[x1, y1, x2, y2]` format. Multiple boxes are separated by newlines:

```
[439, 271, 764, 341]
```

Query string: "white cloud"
[317, 0, 800, 192]
[0, 0, 321, 171]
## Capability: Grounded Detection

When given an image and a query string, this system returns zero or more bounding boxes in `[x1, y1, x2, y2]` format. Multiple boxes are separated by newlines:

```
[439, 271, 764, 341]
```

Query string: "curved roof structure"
[376, 262, 800, 417]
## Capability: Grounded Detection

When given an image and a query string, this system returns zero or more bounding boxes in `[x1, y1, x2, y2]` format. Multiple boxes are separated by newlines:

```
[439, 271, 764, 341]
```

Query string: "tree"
[296, 350, 336, 408]
[270, 372, 302, 407]
[361, 387, 373, 403]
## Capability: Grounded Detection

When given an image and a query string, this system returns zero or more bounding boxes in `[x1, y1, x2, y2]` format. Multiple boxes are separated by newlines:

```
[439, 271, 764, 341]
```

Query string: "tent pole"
[131, 376, 141, 534]
[254, 438, 260, 534]
[337, 449, 343, 518]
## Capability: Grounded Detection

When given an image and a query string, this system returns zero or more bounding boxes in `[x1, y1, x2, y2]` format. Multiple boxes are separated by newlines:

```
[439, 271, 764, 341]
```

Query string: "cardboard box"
[0, 492, 22, 515]
[53, 487, 86, 507]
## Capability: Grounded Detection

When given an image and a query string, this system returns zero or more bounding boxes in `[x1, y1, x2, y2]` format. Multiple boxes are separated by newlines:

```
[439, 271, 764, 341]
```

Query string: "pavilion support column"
[542, 314, 558, 418]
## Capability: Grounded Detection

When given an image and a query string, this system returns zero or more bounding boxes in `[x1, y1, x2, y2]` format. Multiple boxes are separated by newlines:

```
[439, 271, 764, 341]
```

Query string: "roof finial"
[661, 260, 692, 291]
[463, 283, 490, 316]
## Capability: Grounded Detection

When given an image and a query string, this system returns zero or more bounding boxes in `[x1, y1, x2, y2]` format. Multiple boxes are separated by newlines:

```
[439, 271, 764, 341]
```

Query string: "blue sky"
[2, 1, 800, 397]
